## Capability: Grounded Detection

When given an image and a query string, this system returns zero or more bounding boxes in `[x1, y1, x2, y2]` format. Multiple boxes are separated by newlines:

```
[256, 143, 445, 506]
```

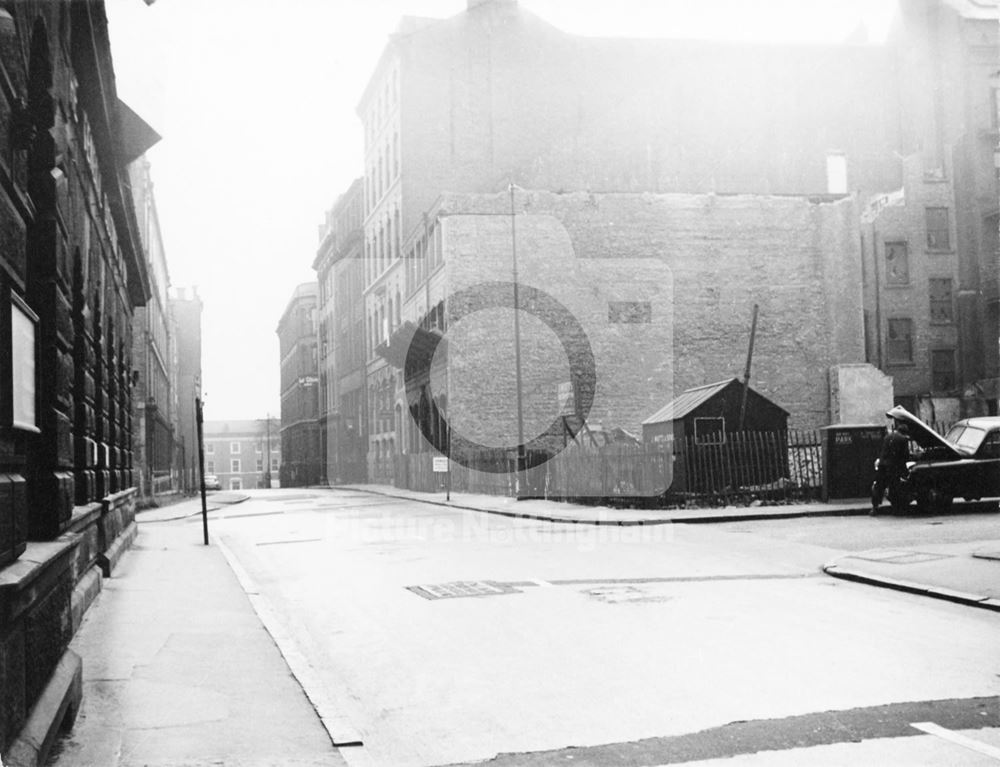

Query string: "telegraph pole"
[509, 183, 526, 497]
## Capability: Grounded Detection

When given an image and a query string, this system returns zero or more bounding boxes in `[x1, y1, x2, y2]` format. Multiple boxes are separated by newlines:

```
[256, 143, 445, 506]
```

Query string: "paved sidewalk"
[824, 540, 1000, 613]
[336, 484, 874, 524]
[47, 517, 346, 767]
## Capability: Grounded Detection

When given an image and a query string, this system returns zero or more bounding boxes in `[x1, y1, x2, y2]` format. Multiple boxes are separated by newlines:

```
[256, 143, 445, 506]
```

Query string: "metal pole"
[195, 396, 208, 545]
[445, 421, 451, 502]
[509, 183, 526, 496]
[738, 304, 759, 432]
[265, 413, 271, 488]
[872, 226, 883, 368]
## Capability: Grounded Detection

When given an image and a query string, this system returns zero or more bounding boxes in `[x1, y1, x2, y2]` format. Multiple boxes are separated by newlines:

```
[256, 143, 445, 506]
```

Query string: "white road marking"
[910, 722, 1000, 760]
[533, 579, 555, 587]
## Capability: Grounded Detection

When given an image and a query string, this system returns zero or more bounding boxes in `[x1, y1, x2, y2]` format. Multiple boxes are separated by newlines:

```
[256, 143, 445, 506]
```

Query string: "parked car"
[886, 406, 1000, 512]
[203, 474, 222, 491]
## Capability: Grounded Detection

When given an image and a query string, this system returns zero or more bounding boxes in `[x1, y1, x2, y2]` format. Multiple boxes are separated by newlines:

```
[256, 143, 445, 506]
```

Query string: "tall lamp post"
[509, 183, 526, 496]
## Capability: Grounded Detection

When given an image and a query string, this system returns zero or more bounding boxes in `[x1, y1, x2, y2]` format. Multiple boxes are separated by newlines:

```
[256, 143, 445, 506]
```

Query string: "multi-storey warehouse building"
[129, 156, 180, 503]
[277, 283, 322, 487]
[314, 179, 368, 485]
[169, 285, 203, 492]
[348, 0, 997, 483]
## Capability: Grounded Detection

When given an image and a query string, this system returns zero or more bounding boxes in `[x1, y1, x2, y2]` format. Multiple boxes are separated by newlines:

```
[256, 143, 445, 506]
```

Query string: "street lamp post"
[509, 183, 526, 496]
[264, 414, 272, 489]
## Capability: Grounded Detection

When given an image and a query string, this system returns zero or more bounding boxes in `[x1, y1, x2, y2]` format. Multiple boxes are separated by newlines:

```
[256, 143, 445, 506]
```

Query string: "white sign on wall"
[432, 456, 449, 473]
[9, 294, 38, 432]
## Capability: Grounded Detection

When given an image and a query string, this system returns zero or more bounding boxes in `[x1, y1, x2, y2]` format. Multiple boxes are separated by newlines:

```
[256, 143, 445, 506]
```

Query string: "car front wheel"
[916, 487, 953, 513]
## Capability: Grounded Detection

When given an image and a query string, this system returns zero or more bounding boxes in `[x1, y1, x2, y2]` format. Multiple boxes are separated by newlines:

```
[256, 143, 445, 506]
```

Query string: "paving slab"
[46, 518, 346, 767]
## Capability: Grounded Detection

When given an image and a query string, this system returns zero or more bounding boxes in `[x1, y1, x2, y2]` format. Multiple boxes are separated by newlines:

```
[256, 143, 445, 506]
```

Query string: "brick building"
[277, 283, 321, 487]
[169, 286, 203, 491]
[129, 156, 180, 503]
[865, 0, 999, 420]
[352, 0, 892, 473]
[314, 179, 368, 484]
[348, 0, 998, 476]
[203, 419, 280, 491]
[0, 2, 159, 761]
[381, 190, 861, 450]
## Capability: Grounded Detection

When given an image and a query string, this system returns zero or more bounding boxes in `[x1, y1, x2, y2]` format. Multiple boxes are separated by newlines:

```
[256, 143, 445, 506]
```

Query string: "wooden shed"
[642, 378, 789, 444]
[642, 379, 790, 493]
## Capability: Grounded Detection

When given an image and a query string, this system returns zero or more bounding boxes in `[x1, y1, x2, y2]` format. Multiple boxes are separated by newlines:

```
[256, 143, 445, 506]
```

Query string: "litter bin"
[820, 424, 886, 500]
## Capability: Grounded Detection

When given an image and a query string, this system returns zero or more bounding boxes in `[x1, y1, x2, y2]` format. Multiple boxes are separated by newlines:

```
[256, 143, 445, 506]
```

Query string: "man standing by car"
[871, 419, 911, 515]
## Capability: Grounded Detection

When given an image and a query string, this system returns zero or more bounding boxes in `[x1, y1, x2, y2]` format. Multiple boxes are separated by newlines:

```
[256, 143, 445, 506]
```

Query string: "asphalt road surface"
[207, 489, 1000, 767]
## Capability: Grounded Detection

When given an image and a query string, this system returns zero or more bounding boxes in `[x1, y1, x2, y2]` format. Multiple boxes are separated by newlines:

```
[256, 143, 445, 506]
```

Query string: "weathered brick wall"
[435, 190, 863, 432]
[443, 214, 672, 448]
[397, 3, 900, 244]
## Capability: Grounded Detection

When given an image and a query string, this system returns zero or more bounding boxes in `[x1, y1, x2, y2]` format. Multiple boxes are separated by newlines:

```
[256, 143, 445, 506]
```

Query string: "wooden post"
[738, 304, 760, 432]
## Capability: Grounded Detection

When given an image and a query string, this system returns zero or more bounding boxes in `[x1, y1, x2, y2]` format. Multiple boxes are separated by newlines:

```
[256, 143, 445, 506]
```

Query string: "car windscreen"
[947, 425, 985, 452]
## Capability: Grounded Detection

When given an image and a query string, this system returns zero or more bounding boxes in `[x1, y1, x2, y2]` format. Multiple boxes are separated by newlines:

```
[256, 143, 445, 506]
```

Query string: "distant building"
[203, 419, 280, 490]
[277, 283, 322, 486]
[314, 179, 367, 484]
[129, 157, 180, 502]
[170, 286, 203, 491]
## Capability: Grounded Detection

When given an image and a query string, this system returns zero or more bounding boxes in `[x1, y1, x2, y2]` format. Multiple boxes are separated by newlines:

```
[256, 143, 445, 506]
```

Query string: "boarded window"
[887, 318, 913, 364]
[885, 242, 909, 285]
[931, 349, 956, 391]
[929, 278, 954, 324]
[608, 301, 652, 323]
[925, 207, 950, 251]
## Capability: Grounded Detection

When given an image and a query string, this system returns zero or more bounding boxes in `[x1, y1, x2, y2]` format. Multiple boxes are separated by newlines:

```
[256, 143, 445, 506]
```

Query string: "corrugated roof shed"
[641, 380, 734, 425]
[642, 378, 790, 425]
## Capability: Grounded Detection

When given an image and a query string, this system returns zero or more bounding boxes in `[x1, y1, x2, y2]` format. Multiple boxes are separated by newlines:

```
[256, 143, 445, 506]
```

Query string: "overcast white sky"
[105, 0, 897, 422]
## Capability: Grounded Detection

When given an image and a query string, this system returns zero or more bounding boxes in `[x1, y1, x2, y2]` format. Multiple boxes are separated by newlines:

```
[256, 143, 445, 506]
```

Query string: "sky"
[104, 0, 898, 422]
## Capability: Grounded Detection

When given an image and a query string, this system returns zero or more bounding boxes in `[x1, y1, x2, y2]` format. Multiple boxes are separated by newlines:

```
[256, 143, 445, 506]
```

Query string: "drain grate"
[407, 581, 521, 600]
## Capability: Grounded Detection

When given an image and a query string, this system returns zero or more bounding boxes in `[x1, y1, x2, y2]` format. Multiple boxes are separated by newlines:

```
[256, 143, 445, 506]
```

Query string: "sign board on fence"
[432, 456, 449, 473]
[557, 381, 575, 416]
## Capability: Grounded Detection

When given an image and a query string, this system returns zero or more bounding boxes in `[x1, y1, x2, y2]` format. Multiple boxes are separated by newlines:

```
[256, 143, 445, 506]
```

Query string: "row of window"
[206, 457, 280, 474]
[205, 442, 275, 455]
[404, 222, 443, 297]
[885, 318, 956, 390]
[365, 206, 401, 285]
[365, 132, 400, 215]
[884, 267, 956, 325]
[364, 69, 398, 147]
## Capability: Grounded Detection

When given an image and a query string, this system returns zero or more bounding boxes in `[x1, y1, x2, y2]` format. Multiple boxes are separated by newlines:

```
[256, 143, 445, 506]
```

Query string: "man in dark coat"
[871, 419, 911, 515]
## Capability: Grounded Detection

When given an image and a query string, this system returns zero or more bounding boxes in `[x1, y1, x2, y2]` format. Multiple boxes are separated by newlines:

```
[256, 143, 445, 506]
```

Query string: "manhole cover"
[407, 581, 521, 600]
